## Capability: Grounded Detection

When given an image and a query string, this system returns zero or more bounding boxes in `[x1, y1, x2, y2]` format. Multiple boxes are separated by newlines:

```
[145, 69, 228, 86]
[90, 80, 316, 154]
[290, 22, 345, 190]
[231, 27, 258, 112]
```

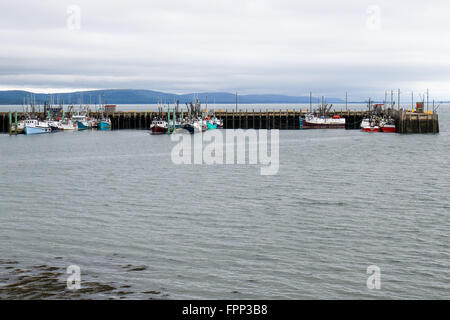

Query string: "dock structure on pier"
[0, 109, 439, 134]
[393, 110, 440, 134]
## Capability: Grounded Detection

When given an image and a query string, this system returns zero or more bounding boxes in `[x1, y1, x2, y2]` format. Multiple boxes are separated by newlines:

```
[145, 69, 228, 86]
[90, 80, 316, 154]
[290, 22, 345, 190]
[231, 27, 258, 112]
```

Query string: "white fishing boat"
[11, 120, 25, 134]
[87, 118, 98, 129]
[47, 120, 62, 132]
[302, 114, 346, 129]
[59, 119, 77, 130]
[212, 117, 223, 128]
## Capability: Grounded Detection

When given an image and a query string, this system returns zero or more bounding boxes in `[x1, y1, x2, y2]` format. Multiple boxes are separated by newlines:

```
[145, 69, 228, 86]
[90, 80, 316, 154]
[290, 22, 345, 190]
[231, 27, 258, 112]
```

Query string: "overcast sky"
[0, 0, 449, 100]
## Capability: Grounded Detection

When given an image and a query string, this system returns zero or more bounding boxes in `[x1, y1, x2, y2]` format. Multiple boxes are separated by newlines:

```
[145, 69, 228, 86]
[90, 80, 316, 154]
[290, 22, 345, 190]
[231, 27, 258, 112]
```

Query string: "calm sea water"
[0, 105, 448, 299]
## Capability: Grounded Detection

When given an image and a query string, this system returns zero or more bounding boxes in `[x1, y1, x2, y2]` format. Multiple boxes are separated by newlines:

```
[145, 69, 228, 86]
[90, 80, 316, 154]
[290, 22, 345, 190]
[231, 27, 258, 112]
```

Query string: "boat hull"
[181, 124, 195, 134]
[76, 121, 89, 130]
[97, 121, 111, 130]
[60, 125, 76, 130]
[11, 126, 24, 134]
[302, 121, 345, 129]
[381, 125, 396, 133]
[151, 126, 168, 134]
[24, 126, 51, 135]
[361, 127, 380, 132]
[49, 125, 62, 132]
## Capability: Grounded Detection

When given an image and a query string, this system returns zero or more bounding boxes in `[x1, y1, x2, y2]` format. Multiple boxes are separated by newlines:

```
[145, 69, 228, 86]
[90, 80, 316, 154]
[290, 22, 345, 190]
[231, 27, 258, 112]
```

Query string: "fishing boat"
[59, 119, 77, 130]
[73, 115, 89, 130]
[199, 119, 208, 131]
[181, 122, 195, 134]
[302, 114, 346, 129]
[87, 118, 98, 129]
[150, 119, 168, 134]
[11, 120, 25, 134]
[195, 119, 208, 132]
[97, 118, 111, 130]
[360, 118, 380, 132]
[213, 117, 223, 128]
[23, 119, 51, 135]
[181, 120, 206, 134]
[95, 94, 111, 130]
[205, 117, 218, 130]
[301, 98, 346, 129]
[47, 120, 62, 132]
[379, 118, 396, 132]
[205, 116, 223, 129]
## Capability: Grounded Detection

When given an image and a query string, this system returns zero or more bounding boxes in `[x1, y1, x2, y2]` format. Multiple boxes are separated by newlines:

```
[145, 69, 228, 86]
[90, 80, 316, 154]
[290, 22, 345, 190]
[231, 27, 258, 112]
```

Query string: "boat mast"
[309, 91, 312, 113]
[321, 96, 324, 116]
[390, 90, 393, 109]
[345, 92, 348, 111]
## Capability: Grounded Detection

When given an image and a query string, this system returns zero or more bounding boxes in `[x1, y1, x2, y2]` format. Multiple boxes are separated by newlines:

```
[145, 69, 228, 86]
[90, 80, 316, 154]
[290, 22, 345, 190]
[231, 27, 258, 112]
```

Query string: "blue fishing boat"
[97, 118, 111, 130]
[73, 115, 89, 130]
[181, 123, 195, 134]
[77, 122, 89, 130]
[181, 120, 205, 134]
[23, 120, 51, 135]
[205, 116, 217, 130]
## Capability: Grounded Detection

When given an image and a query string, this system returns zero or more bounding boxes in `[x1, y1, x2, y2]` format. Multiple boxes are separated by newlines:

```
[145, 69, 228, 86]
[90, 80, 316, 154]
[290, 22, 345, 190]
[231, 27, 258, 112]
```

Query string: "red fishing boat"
[360, 118, 380, 132]
[150, 119, 168, 134]
[379, 118, 396, 132]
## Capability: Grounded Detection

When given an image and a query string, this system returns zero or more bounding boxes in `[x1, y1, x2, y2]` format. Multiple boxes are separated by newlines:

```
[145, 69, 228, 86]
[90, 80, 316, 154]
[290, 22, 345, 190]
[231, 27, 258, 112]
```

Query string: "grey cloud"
[0, 0, 449, 99]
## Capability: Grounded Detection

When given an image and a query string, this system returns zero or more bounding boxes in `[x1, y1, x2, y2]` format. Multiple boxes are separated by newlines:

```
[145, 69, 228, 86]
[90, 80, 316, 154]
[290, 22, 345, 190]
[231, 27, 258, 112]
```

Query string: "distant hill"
[0, 89, 345, 105]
